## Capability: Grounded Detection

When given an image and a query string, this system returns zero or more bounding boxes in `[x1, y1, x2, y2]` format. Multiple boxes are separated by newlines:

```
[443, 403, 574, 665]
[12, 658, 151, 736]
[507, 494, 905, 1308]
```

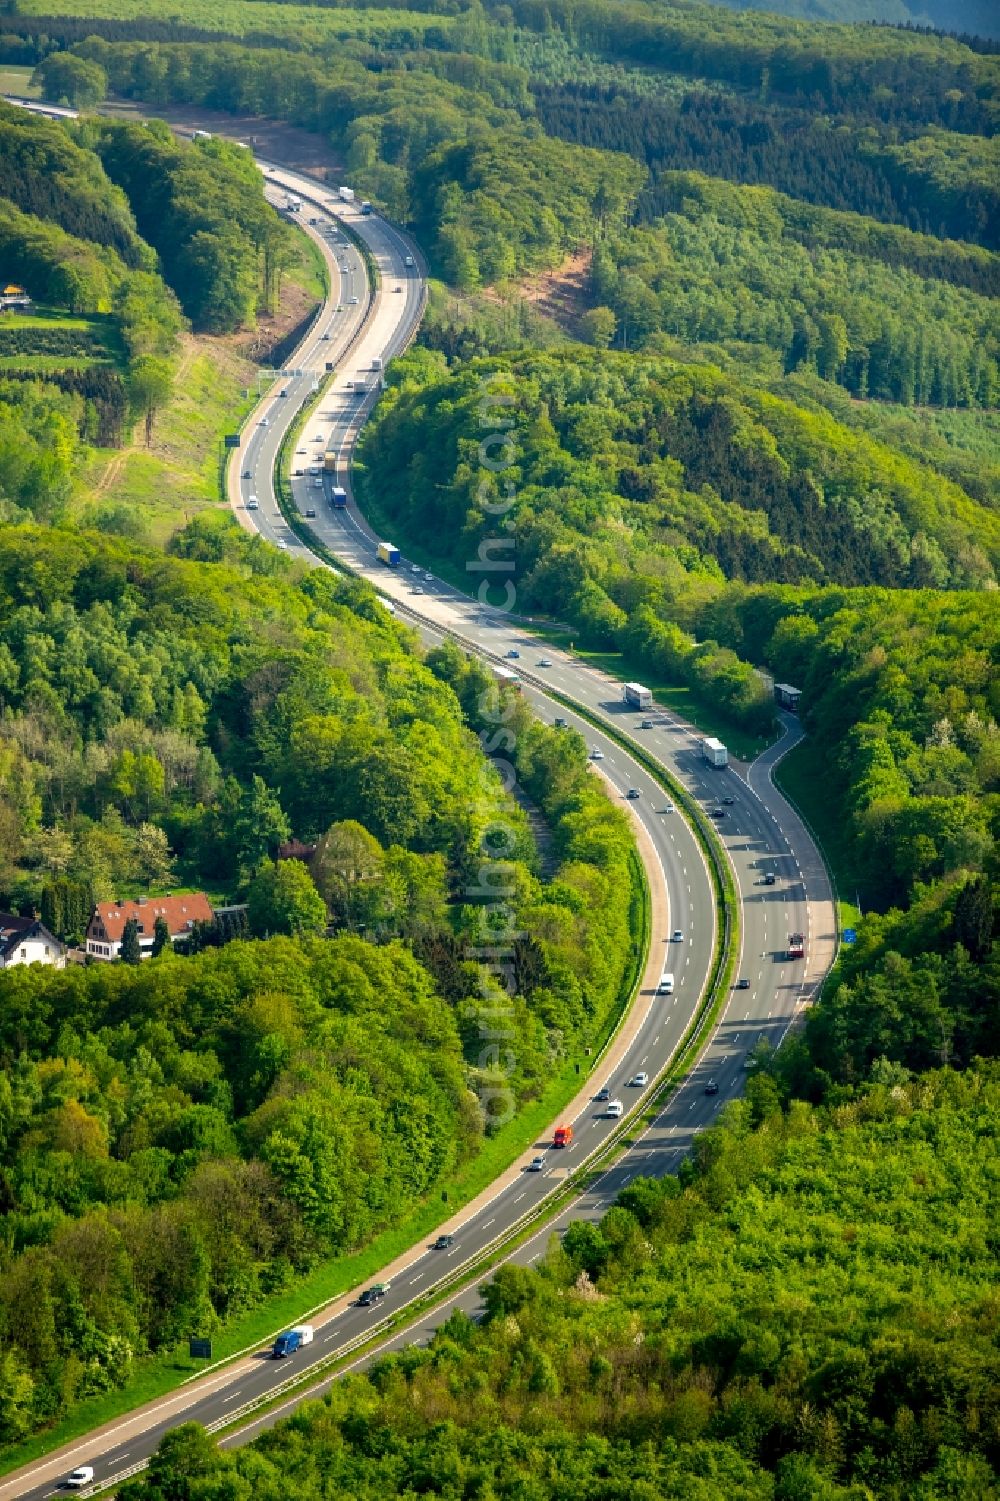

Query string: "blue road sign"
[843, 928, 857, 945]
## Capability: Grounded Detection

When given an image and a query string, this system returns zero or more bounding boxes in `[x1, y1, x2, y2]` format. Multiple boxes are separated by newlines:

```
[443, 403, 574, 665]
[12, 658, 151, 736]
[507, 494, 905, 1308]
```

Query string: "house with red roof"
[85, 893, 214, 961]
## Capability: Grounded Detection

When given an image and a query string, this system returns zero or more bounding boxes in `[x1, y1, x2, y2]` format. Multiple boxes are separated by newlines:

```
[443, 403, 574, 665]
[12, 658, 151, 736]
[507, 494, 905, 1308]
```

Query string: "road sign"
[224, 434, 241, 449]
[189, 1338, 213, 1359]
[843, 928, 857, 945]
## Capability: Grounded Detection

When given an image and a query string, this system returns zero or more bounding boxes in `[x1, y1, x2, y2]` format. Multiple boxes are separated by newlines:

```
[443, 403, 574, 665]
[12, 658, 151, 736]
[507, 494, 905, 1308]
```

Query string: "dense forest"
[121, 1061, 1000, 1499]
[0, 522, 640, 1440]
[1, 0, 997, 1487]
[0, 101, 292, 472]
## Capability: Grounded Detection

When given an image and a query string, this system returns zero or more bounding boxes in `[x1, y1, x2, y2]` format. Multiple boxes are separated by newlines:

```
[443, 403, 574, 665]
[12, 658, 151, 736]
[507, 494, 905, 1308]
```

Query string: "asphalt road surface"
[2, 152, 835, 1501]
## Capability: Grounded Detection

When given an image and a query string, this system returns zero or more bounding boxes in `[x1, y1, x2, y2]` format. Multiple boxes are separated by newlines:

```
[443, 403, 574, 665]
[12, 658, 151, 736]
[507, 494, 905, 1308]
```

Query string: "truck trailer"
[787, 932, 805, 960]
[323, 449, 337, 473]
[702, 737, 728, 768]
[376, 542, 400, 566]
[623, 682, 652, 710]
[339, 186, 355, 203]
[331, 486, 347, 509]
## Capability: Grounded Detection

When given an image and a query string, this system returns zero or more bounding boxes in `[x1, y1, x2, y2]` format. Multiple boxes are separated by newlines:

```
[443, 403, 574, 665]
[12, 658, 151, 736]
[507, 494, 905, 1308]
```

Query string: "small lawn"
[0, 64, 40, 98]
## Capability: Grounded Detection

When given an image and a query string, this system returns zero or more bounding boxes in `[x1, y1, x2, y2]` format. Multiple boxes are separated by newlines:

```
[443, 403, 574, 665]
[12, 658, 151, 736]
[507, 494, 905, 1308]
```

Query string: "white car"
[65, 1469, 95, 1490]
[605, 1099, 624, 1118]
[589, 748, 604, 760]
[537, 658, 553, 668]
[348, 296, 359, 304]
[630, 1072, 649, 1088]
[671, 929, 684, 943]
[527, 1155, 546, 1171]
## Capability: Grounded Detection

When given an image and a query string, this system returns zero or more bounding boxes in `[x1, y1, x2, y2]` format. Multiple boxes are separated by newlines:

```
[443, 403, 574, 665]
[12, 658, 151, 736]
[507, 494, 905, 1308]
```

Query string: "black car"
[305, 507, 316, 518]
[735, 978, 750, 990]
[704, 1081, 719, 1095]
[710, 807, 725, 818]
[722, 796, 735, 805]
[358, 1284, 389, 1307]
[433, 1234, 455, 1250]
[763, 873, 777, 886]
[242, 470, 252, 479]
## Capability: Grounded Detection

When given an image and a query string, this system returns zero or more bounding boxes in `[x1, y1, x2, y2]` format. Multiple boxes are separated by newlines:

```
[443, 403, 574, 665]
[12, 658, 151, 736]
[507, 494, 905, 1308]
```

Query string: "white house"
[0, 913, 66, 969]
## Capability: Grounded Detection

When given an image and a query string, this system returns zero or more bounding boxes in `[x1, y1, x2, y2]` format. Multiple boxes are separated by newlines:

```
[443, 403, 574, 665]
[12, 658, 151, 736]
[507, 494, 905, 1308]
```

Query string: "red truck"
[553, 1124, 573, 1148]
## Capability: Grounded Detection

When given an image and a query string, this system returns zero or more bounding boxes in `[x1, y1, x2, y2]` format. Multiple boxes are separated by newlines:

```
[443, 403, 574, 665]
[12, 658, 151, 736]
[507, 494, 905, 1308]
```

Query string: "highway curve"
[0, 151, 835, 1501]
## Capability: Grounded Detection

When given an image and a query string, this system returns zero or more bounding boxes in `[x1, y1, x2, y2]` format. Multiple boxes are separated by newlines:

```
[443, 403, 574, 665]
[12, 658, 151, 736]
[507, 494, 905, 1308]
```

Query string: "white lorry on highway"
[624, 682, 652, 710]
[339, 186, 355, 203]
[702, 737, 728, 768]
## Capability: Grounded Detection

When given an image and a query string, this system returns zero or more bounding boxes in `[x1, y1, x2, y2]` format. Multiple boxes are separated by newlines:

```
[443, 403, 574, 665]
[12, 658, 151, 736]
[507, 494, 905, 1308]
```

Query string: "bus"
[331, 487, 347, 509]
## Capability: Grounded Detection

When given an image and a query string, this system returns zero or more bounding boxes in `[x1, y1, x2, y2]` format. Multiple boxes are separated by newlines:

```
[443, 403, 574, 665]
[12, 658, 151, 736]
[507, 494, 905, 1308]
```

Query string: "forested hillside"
[1, 0, 997, 1487]
[122, 1062, 1000, 1498]
[0, 525, 641, 1441]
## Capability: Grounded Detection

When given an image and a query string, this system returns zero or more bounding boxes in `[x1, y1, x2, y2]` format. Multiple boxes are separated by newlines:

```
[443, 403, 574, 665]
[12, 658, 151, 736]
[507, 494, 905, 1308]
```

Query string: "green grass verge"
[284, 222, 329, 306]
[0, 796, 649, 1480]
[79, 344, 256, 545]
[771, 735, 857, 914]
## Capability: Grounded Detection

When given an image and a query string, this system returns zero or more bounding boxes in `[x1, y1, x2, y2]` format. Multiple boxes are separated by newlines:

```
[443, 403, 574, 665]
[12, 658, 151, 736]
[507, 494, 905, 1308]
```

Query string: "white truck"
[285, 195, 301, 212]
[339, 186, 355, 203]
[702, 737, 728, 768]
[624, 682, 652, 710]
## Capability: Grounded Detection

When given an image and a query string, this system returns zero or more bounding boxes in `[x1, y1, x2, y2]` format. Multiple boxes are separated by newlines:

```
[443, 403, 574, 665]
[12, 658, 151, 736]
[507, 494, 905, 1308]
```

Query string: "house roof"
[2, 285, 26, 295]
[90, 893, 214, 943]
[0, 913, 63, 960]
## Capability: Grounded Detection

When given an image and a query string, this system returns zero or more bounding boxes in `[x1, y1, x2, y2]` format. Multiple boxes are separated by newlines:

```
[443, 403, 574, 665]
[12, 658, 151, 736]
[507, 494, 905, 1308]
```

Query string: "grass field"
[78, 333, 255, 545]
[0, 65, 39, 98]
[76, 218, 322, 544]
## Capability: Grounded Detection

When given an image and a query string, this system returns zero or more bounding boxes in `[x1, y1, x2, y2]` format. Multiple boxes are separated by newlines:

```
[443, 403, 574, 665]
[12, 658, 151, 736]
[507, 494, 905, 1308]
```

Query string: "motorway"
[2, 156, 835, 1501]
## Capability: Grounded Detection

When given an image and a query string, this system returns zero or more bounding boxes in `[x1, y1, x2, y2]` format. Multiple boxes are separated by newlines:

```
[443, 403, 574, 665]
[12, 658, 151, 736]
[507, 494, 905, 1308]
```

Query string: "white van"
[371, 356, 383, 371]
[605, 1099, 624, 1118]
[657, 972, 674, 995]
[246, 495, 259, 510]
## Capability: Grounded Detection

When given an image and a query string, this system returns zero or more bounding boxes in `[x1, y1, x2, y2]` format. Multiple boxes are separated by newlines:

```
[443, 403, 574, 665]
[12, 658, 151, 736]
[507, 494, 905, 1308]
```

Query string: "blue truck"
[272, 1323, 314, 1358]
